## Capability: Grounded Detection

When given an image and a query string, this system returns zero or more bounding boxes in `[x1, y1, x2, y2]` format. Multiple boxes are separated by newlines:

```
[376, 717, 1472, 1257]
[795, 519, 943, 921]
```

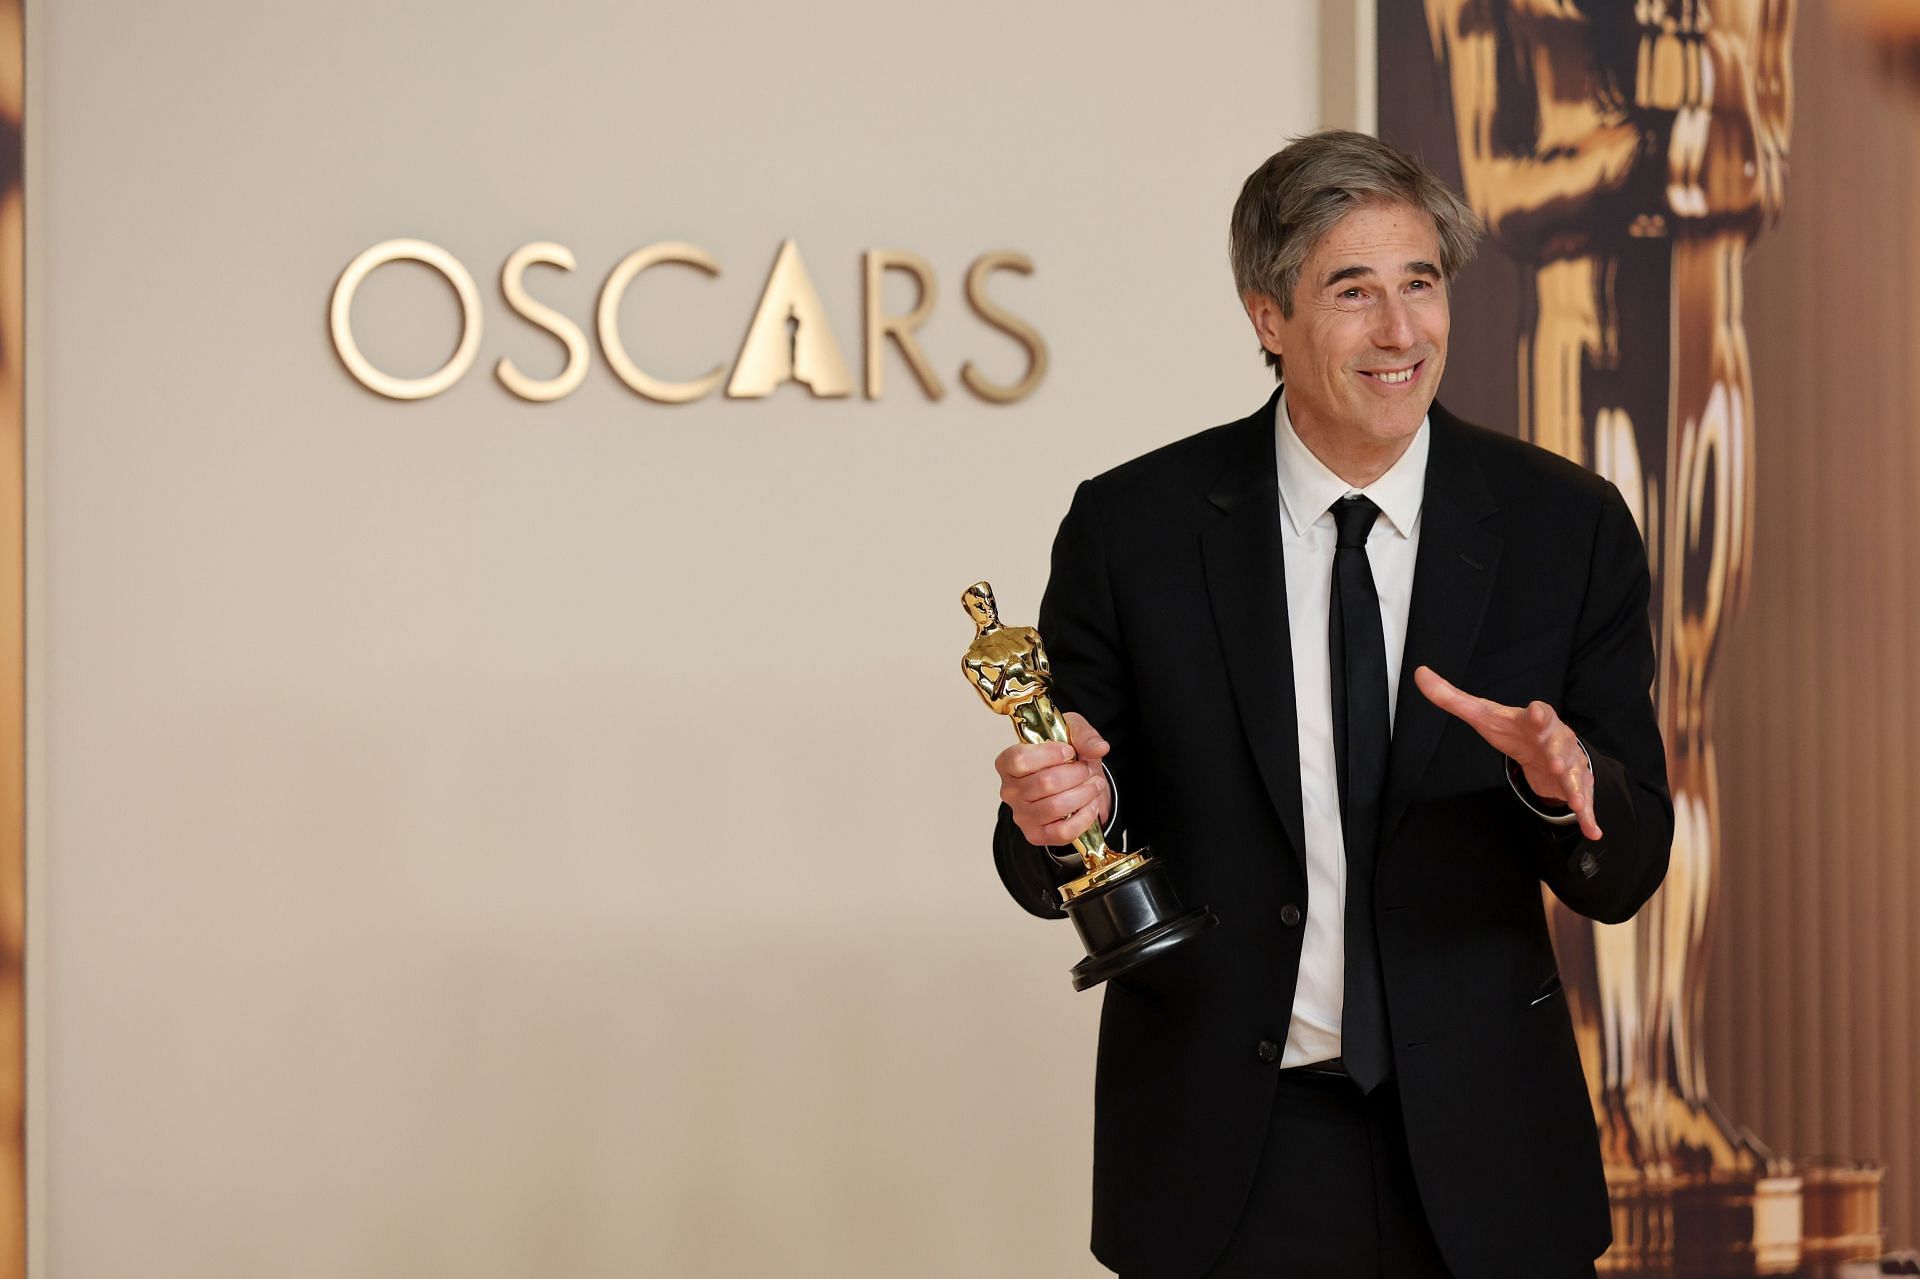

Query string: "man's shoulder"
[1435, 405, 1619, 512]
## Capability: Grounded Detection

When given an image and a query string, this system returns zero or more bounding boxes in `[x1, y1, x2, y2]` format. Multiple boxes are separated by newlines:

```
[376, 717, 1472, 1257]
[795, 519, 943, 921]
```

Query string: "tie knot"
[1333, 495, 1380, 549]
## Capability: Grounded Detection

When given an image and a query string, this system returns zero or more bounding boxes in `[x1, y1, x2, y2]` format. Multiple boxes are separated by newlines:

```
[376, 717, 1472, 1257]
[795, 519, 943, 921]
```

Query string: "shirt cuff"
[1100, 762, 1122, 841]
[1506, 740, 1591, 826]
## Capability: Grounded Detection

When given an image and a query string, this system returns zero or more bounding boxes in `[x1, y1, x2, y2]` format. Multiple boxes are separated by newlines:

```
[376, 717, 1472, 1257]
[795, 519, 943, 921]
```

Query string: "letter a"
[726, 240, 854, 399]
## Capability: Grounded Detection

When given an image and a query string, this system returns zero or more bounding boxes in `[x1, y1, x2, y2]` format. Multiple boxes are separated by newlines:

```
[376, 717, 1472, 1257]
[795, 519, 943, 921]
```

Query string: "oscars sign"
[329, 238, 1047, 405]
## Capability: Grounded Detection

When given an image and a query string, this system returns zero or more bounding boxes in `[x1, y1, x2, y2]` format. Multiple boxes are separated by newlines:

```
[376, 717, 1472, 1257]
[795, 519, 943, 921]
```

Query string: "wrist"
[1507, 741, 1591, 826]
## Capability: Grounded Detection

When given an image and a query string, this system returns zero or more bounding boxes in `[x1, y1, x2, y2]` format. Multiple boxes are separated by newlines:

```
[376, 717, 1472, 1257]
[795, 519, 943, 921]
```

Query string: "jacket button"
[1579, 850, 1599, 879]
[1256, 1040, 1280, 1063]
[1279, 903, 1302, 927]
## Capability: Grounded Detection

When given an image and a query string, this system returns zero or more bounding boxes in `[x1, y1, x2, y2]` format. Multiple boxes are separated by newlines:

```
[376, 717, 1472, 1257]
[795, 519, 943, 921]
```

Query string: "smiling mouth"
[1358, 359, 1425, 386]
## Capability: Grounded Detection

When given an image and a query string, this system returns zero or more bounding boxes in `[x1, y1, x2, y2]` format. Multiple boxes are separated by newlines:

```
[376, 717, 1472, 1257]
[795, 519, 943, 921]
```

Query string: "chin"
[1358, 402, 1431, 447]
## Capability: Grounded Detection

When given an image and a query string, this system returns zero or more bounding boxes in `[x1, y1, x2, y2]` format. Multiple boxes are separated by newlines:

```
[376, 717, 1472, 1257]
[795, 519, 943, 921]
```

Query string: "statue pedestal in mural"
[1798, 1162, 1887, 1275]
[1600, 1169, 1801, 1278]
[1667, 1171, 1803, 1276]
[1602, 1163, 1888, 1277]
[1605, 1163, 1888, 1277]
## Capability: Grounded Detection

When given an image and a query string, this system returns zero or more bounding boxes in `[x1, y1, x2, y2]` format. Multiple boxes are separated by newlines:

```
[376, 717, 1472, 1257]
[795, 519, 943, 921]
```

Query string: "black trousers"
[1203, 1070, 1453, 1278]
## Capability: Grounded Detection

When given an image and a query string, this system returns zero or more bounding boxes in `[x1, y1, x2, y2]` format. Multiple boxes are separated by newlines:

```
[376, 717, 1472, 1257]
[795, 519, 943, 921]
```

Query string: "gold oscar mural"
[1386, 0, 1887, 1272]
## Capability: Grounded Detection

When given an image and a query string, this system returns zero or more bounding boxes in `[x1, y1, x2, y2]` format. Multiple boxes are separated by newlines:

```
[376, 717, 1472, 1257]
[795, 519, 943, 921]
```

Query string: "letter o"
[330, 239, 484, 400]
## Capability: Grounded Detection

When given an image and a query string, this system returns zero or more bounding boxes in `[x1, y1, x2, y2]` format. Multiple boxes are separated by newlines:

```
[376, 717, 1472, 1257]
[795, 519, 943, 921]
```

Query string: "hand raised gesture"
[1414, 665, 1602, 841]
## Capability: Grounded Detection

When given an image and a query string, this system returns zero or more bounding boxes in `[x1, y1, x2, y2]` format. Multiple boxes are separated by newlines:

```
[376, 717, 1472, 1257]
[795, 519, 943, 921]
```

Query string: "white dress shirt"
[1273, 392, 1429, 1069]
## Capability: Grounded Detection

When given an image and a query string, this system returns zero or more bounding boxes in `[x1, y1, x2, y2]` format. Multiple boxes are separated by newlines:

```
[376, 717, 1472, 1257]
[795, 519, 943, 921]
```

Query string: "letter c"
[597, 243, 726, 403]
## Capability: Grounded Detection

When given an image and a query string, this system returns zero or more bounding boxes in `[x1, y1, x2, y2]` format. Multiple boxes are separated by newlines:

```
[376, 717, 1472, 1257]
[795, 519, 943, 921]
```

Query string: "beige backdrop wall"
[27, 2, 1320, 1276]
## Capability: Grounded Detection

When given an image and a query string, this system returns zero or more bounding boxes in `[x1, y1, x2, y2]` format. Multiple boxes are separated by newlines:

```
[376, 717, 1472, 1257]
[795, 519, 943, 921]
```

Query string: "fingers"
[1571, 781, 1603, 842]
[1543, 702, 1605, 841]
[994, 711, 1108, 782]
[995, 739, 1075, 782]
[996, 732, 1110, 846]
[1415, 666, 1521, 750]
[1411, 663, 1457, 707]
[1549, 753, 1603, 842]
[1003, 763, 1107, 846]
[1522, 701, 1570, 768]
[1064, 712, 1110, 761]
[1025, 793, 1105, 847]
[1415, 665, 1487, 723]
[1514, 701, 1604, 840]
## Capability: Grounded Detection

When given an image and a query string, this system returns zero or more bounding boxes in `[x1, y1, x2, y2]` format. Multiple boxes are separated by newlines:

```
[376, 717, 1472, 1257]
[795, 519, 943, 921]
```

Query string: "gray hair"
[1229, 130, 1482, 377]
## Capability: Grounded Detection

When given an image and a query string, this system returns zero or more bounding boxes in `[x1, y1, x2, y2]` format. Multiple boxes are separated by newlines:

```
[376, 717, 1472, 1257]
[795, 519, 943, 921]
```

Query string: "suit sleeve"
[1528, 480, 1673, 923]
[991, 479, 1134, 920]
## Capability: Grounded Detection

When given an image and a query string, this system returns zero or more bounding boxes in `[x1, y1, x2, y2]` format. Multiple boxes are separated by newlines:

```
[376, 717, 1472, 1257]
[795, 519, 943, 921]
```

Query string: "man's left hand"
[1413, 665, 1603, 841]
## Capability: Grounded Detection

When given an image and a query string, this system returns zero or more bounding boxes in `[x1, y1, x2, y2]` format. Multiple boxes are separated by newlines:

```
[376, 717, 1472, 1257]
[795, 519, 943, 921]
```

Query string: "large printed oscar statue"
[1408, 2, 1883, 1273]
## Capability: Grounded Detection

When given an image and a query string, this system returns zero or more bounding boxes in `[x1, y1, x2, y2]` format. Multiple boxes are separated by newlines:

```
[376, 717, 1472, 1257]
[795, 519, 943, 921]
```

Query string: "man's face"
[1247, 200, 1449, 456]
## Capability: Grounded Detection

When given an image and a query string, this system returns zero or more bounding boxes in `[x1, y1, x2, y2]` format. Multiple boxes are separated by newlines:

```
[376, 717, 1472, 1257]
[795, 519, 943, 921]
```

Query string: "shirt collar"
[1273, 389, 1429, 540]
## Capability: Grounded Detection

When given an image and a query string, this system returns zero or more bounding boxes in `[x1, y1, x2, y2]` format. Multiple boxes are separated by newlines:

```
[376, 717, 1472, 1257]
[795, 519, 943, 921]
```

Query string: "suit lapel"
[1380, 406, 1502, 856]
[1200, 390, 1308, 868]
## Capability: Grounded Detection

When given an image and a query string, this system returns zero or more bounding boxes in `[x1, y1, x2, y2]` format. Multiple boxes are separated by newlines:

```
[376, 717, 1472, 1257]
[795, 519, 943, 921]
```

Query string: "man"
[988, 131, 1671, 1278]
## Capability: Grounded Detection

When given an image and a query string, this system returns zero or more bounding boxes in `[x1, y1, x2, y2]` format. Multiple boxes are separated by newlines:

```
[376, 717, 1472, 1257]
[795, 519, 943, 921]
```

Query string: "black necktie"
[1329, 495, 1392, 1093]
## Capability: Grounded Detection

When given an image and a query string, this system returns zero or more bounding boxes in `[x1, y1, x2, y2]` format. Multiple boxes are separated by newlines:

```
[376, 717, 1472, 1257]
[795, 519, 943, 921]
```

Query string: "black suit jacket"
[992, 392, 1671, 1279]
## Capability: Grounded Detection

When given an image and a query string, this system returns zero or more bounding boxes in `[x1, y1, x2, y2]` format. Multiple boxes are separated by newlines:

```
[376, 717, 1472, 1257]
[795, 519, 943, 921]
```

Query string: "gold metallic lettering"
[497, 242, 590, 403]
[862, 249, 944, 401]
[596, 242, 727, 404]
[960, 251, 1047, 405]
[330, 239, 483, 401]
[726, 239, 853, 399]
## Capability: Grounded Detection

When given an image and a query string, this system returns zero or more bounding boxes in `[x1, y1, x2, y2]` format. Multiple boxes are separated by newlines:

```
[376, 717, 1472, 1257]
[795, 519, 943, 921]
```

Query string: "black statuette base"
[1063, 858, 1217, 992]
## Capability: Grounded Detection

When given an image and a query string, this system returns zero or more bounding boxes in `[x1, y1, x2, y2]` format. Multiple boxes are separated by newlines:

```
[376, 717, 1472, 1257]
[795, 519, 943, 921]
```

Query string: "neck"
[1288, 406, 1415, 489]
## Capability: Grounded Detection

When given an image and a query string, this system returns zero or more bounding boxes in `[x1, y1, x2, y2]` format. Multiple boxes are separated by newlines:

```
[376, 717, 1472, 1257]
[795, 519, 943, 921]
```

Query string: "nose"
[1372, 293, 1415, 350]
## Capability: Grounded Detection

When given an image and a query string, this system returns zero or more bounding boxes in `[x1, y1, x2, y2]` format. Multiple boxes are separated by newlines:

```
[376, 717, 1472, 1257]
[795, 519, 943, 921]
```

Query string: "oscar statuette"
[961, 581, 1216, 991]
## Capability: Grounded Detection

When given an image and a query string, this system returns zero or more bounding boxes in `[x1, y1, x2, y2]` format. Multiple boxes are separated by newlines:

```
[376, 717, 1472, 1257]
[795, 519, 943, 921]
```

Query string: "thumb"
[1413, 664, 1472, 717]
[1065, 711, 1110, 760]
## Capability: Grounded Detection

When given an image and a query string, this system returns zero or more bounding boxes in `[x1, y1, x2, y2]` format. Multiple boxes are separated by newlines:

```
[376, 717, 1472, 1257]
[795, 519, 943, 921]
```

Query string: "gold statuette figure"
[961, 582, 1215, 990]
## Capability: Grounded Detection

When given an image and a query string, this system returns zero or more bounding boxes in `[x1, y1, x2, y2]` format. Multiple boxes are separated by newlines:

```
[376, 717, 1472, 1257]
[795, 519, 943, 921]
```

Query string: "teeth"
[1374, 367, 1415, 384]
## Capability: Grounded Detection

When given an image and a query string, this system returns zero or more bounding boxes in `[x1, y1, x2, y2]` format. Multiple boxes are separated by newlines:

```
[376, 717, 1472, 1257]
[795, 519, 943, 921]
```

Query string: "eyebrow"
[1322, 260, 1443, 289]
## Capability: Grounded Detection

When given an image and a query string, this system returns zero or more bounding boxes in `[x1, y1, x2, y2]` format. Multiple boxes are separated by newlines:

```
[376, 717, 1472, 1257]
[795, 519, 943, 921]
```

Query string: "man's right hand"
[995, 711, 1113, 848]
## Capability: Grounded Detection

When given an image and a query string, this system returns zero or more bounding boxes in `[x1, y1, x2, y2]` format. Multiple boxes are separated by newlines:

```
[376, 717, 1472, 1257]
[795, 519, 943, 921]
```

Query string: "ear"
[1242, 291, 1285, 360]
